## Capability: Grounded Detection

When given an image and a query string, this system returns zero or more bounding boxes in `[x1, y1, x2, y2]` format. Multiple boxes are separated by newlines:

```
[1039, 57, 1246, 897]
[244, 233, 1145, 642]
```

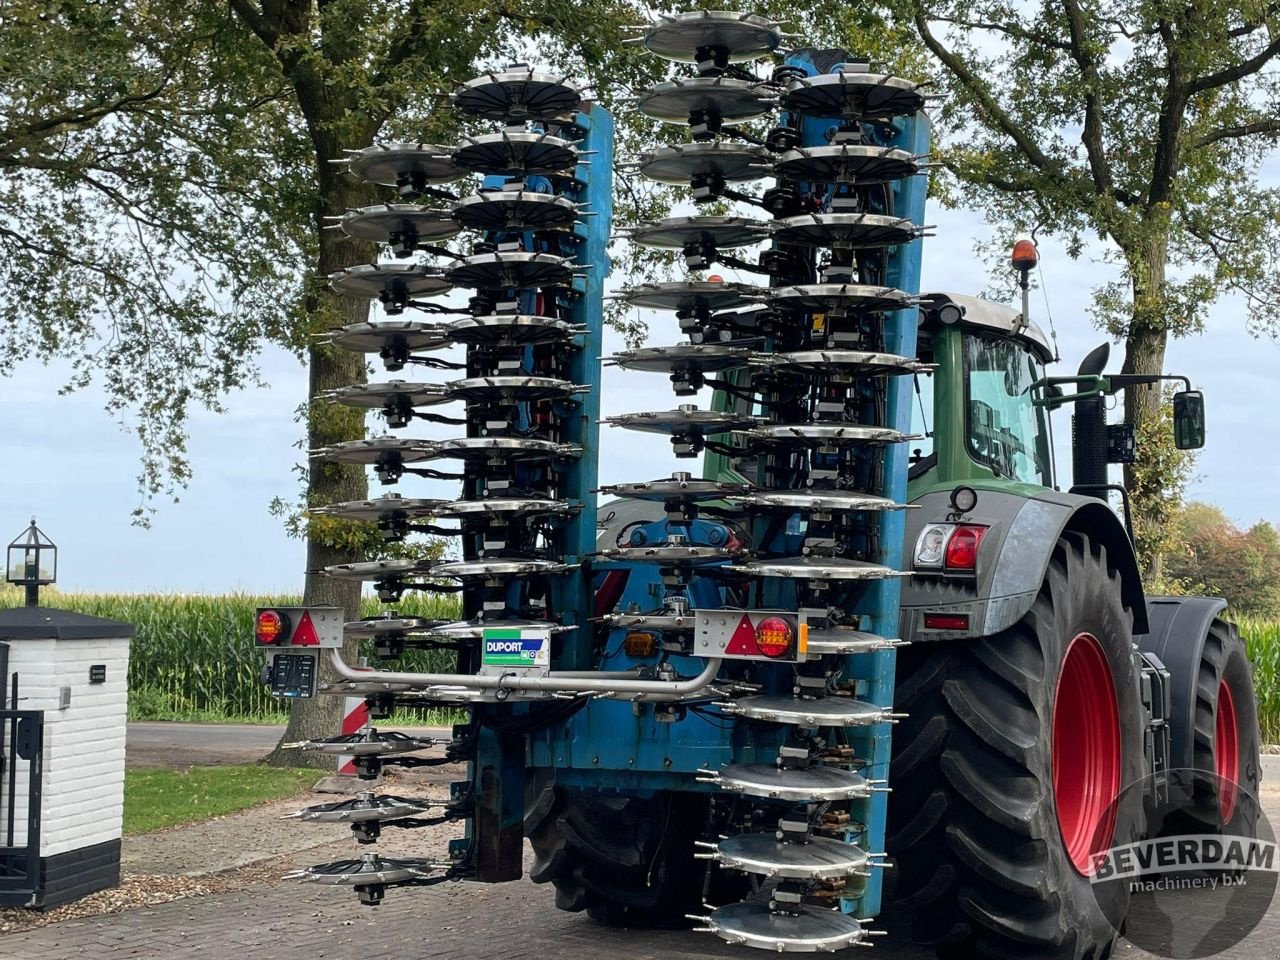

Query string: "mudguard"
[1136, 596, 1228, 772]
[900, 486, 1149, 640]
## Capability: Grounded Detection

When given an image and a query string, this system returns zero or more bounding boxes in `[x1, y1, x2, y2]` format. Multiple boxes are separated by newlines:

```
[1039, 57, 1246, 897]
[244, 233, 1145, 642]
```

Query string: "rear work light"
[255, 609, 288, 645]
[755, 616, 795, 658]
[914, 523, 990, 572]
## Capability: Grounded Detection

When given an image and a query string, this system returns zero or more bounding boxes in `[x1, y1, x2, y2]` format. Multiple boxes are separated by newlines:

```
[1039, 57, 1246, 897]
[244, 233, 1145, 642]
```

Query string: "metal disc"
[285, 730, 443, 757]
[637, 78, 775, 123]
[626, 215, 770, 250]
[773, 213, 920, 249]
[768, 283, 915, 313]
[344, 617, 447, 639]
[436, 436, 580, 461]
[322, 559, 429, 582]
[311, 437, 440, 465]
[434, 498, 576, 519]
[445, 252, 574, 290]
[310, 495, 448, 522]
[739, 423, 910, 446]
[704, 900, 868, 952]
[804, 629, 898, 656]
[640, 11, 784, 63]
[639, 142, 771, 184]
[326, 320, 450, 354]
[335, 205, 462, 244]
[294, 854, 436, 886]
[342, 143, 463, 187]
[323, 381, 454, 409]
[329, 263, 452, 300]
[774, 144, 921, 184]
[730, 490, 905, 512]
[716, 833, 871, 879]
[445, 314, 581, 345]
[420, 618, 575, 640]
[726, 557, 904, 581]
[598, 476, 750, 502]
[752, 349, 925, 376]
[618, 280, 762, 312]
[289, 794, 435, 823]
[453, 131, 578, 176]
[596, 545, 741, 564]
[453, 191, 579, 232]
[446, 375, 586, 402]
[780, 71, 927, 119]
[435, 559, 571, 579]
[712, 762, 874, 800]
[453, 68, 581, 120]
[609, 343, 755, 375]
[607, 408, 759, 436]
[726, 693, 890, 726]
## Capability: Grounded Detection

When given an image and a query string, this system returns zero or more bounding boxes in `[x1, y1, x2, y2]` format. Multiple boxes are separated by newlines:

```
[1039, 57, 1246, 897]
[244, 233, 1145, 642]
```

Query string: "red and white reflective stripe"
[336, 696, 370, 776]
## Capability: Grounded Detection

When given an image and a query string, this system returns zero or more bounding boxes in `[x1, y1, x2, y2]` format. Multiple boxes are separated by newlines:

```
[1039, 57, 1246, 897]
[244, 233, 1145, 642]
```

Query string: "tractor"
[255, 10, 1262, 960]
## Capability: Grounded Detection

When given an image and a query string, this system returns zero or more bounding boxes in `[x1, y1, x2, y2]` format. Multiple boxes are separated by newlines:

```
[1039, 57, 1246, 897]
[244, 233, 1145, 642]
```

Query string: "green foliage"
[123, 765, 317, 834]
[1129, 395, 1197, 575]
[1238, 616, 1280, 743]
[1167, 503, 1280, 617]
[0, 586, 460, 720]
[893, 1, 1280, 559]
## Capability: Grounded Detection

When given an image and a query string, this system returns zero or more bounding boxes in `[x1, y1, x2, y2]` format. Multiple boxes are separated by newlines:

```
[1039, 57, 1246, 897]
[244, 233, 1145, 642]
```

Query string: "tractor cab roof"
[919, 292, 1054, 363]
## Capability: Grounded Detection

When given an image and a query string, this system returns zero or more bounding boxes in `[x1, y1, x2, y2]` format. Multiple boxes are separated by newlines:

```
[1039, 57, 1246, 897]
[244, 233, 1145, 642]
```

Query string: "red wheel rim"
[1216, 679, 1240, 823]
[1053, 632, 1122, 875]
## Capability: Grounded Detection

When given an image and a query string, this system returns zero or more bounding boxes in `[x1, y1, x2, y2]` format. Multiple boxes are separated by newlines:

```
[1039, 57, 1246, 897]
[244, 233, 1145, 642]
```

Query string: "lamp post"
[6, 518, 57, 608]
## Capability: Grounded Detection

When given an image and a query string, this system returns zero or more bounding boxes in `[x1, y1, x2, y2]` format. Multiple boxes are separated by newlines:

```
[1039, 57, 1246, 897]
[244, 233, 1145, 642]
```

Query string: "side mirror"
[1173, 390, 1206, 450]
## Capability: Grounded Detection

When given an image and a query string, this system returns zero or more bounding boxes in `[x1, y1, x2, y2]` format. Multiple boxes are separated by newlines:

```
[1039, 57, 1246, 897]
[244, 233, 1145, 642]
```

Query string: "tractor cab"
[908, 291, 1057, 495]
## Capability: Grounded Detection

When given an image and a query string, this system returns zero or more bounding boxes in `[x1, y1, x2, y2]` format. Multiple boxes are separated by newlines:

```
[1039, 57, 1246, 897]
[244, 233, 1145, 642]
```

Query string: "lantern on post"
[6, 518, 57, 608]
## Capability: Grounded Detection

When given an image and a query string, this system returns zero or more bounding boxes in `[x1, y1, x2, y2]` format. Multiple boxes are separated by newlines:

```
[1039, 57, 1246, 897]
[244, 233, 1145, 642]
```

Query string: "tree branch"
[1187, 31, 1280, 94]
[1060, 0, 1114, 197]
[1193, 118, 1280, 148]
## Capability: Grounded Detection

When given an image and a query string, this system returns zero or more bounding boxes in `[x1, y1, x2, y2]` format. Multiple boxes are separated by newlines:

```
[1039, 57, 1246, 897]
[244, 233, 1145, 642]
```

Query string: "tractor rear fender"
[900, 487, 1149, 641]
[1135, 595, 1228, 772]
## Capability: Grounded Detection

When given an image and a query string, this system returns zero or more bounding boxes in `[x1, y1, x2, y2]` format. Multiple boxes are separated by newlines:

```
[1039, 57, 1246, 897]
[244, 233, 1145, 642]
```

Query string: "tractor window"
[963, 334, 1052, 484]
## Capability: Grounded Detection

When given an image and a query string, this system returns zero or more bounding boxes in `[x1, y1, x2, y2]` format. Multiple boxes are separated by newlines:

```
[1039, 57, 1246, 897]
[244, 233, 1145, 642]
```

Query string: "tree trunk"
[1121, 230, 1171, 577]
[266, 155, 378, 767]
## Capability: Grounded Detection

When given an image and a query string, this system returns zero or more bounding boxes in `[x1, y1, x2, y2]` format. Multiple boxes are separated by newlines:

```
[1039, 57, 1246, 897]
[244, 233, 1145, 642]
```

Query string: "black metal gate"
[0, 658, 44, 905]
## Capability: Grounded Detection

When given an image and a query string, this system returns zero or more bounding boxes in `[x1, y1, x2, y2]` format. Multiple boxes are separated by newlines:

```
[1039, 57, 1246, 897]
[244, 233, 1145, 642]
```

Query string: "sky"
[3, 169, 1278, 594]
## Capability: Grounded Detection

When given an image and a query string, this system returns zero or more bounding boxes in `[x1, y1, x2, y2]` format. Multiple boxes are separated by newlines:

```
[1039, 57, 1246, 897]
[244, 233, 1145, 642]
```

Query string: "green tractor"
[884, 251, 1261, 958]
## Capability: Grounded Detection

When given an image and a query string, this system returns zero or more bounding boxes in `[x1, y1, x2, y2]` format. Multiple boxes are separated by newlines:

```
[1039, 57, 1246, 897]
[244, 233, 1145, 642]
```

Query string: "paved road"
[38, 731, 1265, 959]
[125, 722, 285, 768]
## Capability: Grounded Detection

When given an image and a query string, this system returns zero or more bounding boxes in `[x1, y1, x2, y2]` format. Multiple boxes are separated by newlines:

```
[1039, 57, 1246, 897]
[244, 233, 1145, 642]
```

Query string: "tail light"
[945, 525, 988, 571]
[914, 523, 989, 572]
[255, 609, 288, 644]
[755, 616, 794, 658]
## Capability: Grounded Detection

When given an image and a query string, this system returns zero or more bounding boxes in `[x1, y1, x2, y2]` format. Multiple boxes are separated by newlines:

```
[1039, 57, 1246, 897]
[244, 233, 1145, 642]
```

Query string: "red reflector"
[255, 610, 286, 645]
[755, 616, 794, 658]
[944, 524, 989, 571]
[924, 613, 970, 631]
[292, 611, 320, 646]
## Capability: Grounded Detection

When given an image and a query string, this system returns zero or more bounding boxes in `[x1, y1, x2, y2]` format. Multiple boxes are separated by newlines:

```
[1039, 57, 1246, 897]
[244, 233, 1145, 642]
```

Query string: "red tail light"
[924, 613, 970, 631]
[755, 616, 794, 658]
[255, 609, 287, 644]
[944, 524, 988, 571]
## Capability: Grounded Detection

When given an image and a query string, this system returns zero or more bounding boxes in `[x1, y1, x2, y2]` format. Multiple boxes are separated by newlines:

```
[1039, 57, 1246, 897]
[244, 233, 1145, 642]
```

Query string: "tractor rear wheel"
[1161, 618, 1261, 838]
[887, 532, 1146, 960]
[525, 779, 733, 926]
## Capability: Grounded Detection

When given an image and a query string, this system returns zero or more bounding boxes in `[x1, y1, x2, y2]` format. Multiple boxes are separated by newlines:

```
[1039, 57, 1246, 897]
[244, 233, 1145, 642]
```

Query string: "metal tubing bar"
[328, 649, 721, 695]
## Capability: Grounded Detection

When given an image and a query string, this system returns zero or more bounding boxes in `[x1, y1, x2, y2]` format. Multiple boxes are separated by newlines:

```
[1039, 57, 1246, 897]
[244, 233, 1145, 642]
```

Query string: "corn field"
[2, 586, 1278, 738]
[0, 586, 459, 721]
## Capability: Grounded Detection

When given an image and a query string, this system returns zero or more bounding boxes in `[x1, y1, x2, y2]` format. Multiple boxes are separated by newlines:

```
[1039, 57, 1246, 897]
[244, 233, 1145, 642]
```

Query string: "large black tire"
[525, 779, 736, 926]
[887, 532, 1147, 960]
[1160, 618, 1262, 839]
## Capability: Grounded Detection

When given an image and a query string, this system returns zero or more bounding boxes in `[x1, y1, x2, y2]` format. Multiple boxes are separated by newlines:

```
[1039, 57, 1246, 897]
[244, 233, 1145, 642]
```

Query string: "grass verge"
[124, 765, 317, 835]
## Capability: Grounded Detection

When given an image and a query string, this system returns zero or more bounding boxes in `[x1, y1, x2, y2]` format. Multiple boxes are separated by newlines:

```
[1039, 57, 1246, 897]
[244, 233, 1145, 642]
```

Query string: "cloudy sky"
[3, 155, 1277, 594]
